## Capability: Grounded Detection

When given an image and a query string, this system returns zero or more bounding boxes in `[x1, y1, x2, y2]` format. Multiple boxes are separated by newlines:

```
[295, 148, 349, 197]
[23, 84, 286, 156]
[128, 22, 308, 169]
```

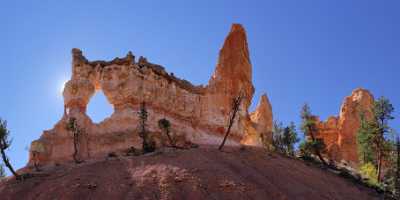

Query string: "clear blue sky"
[0, 1, 399, 172]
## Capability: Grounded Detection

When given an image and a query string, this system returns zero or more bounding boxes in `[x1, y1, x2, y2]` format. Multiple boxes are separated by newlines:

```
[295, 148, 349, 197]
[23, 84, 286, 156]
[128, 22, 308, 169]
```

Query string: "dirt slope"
[0, 146, 380, 200]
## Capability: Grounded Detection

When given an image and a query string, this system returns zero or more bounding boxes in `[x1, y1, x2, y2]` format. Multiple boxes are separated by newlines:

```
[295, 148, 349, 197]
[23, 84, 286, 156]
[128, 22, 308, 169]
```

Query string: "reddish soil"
[0, 146, 380, 200]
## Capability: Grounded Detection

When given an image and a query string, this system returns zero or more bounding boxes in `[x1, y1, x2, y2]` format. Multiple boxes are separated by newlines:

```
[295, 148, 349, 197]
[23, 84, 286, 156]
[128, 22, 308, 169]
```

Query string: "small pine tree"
[138, 102, 155, 153]
[271, 121, 285, 153]
[282, 122, 299, 156]
[0, 118, 20, 179]
[300, 104, 328, 166]
[158, 118, 176, 148]
[357, 112, 376, 164]
[66, 117, 82, 163]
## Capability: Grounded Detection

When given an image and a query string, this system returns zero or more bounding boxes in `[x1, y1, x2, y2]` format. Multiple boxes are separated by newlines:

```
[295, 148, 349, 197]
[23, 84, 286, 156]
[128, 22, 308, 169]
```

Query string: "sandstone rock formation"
[28, 24, 273, 166]
[314, 88, 374, 167]
[249, 94, 273, 145]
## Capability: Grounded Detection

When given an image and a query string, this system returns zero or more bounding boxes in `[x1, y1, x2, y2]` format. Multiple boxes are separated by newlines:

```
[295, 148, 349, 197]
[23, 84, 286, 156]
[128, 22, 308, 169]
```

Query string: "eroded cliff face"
[315, 88, 374, 167]
[28, 24, 273, 166]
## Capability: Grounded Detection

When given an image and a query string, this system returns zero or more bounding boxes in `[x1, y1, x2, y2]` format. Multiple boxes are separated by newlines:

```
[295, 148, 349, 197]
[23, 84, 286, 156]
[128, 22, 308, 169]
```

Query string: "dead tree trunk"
[219, 93, 244, 151]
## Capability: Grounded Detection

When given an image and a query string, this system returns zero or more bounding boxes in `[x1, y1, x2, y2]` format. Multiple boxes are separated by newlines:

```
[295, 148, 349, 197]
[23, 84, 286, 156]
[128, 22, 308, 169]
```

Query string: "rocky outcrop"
[28, 24, 272, 166]
[315, 88, 374, 166]
[249, 94, 273, 145]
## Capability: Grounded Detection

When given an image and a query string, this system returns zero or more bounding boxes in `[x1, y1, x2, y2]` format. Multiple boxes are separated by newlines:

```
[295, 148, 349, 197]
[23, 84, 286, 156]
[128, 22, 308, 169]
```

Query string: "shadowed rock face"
[28, 24, 273, 166]
[315, 88, 374, 167]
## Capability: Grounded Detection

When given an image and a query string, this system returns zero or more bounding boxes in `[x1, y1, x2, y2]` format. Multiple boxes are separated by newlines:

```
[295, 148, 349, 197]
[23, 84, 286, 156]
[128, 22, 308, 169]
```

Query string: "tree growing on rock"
[219, 92, 244, 151]
[357, 97, 394, 182]
[66, 117, 83, 163]
[138, 102, 155, 153]
[158, 118, 176, 148]
[300, 104, 328, 166]
[0, 118, 20, 179]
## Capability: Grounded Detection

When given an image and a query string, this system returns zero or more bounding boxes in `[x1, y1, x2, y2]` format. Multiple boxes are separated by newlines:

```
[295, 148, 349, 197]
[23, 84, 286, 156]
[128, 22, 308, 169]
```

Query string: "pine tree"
[357, 97, 394, 182]
[282, 122, 299, 156]
[300, 104, 328, 166]
[138, 102, 155, 153]
[0, 118, 20, 179]
[66, 117, 82, 163]
[271, 121, 285, 153]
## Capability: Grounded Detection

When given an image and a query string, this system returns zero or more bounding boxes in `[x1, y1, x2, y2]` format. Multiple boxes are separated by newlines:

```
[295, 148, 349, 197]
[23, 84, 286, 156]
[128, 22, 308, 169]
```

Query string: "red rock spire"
[208, 23, 254, 110]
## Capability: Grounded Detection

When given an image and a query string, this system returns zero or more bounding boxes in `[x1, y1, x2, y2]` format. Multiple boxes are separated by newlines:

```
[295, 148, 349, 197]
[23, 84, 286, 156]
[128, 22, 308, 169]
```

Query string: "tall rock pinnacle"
[249, 94, 273, 146]
[337, 88, 374, 164]
[208, 24, 254, 109]
[251, 94, 273, 132]
[315, 88, 375, 166]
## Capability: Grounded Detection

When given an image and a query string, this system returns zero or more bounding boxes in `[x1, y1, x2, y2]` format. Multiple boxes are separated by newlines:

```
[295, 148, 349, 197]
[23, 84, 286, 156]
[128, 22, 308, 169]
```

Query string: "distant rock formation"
[28, 24, 273, 166]
[314, 88, 374, 167]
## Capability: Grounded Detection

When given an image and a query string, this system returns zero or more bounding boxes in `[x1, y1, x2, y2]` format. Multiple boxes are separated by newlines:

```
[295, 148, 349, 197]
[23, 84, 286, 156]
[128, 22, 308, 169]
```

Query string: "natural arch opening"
[87, 91, 113, 123]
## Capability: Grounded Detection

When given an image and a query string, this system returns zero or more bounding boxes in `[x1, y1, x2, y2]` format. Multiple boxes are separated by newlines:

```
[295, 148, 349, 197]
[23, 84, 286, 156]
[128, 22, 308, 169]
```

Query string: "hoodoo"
[28, 24, 273, 166]
[314, 88, 374, 166]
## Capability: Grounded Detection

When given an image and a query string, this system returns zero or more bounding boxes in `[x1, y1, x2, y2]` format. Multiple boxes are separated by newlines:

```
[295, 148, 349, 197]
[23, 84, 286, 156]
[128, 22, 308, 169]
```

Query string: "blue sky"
[0, 1, 399, 172]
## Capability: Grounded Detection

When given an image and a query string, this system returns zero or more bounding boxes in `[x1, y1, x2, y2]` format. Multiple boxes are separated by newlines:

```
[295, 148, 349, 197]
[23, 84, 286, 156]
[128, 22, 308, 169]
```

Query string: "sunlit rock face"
[315, 88, 374, 167]
[248, 94, 273, 146]
[28, 24, 273, 166]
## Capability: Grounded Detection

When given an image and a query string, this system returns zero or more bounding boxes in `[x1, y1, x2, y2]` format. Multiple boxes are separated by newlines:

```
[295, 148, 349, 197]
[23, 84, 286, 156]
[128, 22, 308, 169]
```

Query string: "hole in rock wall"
[87, 91, 113, 123]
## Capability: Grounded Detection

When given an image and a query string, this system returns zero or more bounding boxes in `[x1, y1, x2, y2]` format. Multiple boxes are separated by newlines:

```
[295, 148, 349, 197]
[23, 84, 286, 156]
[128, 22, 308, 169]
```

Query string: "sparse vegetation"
[66, 117, 83, 163]
[138, 102, 155, 153]
[300, 104, 328, 166]
[0, 118, 20, 180]
[219, 92, 244, 151]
